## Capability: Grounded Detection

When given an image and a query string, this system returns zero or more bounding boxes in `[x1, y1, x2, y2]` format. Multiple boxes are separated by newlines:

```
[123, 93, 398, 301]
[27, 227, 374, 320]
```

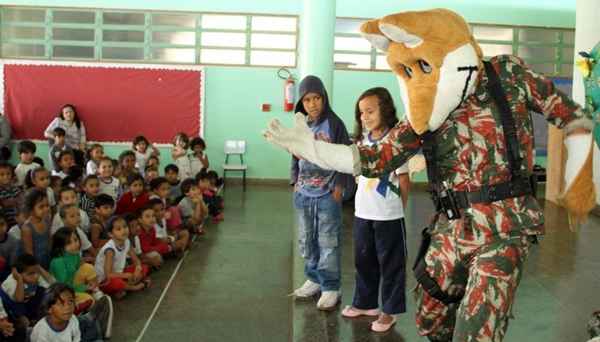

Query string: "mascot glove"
[264, 112, 360, 175]
[560, 132, 596, 230]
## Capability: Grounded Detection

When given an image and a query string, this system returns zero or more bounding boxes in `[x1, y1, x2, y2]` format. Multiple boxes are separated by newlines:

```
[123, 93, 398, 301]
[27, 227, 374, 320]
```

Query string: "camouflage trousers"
[415, 231, 531, 342]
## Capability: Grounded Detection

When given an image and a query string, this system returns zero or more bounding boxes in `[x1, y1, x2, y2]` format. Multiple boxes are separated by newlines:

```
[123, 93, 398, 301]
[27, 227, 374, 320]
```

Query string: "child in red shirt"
[137, 204, 171, 257]
[115, 174, 149, 215]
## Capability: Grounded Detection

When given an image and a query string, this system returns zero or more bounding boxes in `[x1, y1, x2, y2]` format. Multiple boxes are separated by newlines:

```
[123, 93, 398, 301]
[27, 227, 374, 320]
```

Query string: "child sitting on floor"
[150, 199, 189, 253]
[164, 164, 182, 206]
[0, 254, 53, 329]
[52, 187, 90, 235]
[57, 204, 96, 262]
[25, 167, 57, 211]
[138, 204, 172, 260]
[196, 171, 223, 223]
[115, 173, 149, 216]
[49, 228, 102, 314]
[178, 178, 208, 235]
[125, 213, 162, 269]
[95, 216, 150, 299]
[15, 141, 41, 187]
[96, 158, 120, 203]
[89, 194, 114, 249]
[51, 150, 76, 180]
[0, 216, 19, 282]
[0, 162, 22, 228]
[79, 175, 100, 221]
[20, 188, 53, 269]
[49, 127, 72, 173]
[85, 144, 104, 177]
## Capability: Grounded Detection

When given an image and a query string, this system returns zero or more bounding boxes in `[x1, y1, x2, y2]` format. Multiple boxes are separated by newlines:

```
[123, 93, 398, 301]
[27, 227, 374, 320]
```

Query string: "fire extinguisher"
[278, 68, 296, 112]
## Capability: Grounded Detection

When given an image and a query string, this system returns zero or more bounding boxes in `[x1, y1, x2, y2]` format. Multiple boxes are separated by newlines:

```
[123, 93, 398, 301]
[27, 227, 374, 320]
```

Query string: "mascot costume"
[578, 42, 600, 149]
[265, 8, 595, 342]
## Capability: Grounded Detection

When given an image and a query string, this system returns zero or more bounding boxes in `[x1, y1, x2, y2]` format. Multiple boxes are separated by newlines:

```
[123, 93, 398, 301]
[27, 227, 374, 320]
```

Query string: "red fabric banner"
[3, 64, 202, 143]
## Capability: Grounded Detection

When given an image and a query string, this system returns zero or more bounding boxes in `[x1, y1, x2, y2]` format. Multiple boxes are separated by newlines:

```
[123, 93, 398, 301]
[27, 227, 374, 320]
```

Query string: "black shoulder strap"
[483, 61, 523, 179]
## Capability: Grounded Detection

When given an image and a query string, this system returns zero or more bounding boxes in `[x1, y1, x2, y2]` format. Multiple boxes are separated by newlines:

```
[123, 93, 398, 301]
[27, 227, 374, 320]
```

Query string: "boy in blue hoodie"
[291, 75, 352, 310]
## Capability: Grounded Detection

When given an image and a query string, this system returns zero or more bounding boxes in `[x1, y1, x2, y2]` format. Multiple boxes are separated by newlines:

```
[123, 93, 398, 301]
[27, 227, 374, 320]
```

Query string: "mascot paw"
[559, 133, 596, 231]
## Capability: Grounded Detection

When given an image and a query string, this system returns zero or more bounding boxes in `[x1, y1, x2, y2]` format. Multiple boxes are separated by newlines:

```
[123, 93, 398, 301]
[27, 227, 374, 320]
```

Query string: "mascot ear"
[378, 23, 423, 49]
[360, 19, 390, 52]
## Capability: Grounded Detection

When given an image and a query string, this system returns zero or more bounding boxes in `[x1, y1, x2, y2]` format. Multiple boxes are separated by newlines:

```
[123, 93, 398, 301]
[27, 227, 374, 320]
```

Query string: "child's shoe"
[316, 291, 340, 311]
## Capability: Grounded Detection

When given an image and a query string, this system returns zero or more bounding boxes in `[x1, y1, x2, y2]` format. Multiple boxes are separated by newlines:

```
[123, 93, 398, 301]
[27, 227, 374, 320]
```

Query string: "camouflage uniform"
[359, 55, 590, 341]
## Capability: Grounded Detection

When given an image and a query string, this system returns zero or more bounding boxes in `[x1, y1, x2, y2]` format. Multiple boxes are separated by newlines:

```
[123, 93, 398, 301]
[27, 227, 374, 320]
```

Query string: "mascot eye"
[402, 65, 413, 78]
[418, 60, 432, 74]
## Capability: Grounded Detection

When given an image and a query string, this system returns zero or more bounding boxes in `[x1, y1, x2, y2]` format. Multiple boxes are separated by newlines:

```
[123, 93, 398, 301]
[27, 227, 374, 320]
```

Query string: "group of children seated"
[0, 131, 224, 341]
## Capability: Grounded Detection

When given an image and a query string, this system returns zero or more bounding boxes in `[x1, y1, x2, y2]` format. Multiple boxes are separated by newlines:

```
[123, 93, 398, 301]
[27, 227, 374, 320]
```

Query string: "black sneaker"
[90, 295, 114, 339]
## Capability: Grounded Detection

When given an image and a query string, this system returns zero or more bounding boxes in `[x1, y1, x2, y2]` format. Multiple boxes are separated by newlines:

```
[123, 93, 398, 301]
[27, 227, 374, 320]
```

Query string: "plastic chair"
[222, 140, 247, 191]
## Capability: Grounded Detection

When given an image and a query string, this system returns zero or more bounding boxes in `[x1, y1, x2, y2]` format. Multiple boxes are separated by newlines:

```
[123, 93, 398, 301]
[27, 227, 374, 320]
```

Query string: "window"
[0, 6, 298, 67]
[334, 17, 575, 77]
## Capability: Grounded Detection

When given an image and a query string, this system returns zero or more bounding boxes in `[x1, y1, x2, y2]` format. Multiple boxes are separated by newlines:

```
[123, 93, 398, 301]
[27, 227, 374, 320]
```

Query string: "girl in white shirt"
[85, 144, 104, 177]
[341, 87, 410, 333]
[132, 135, 160, 175]
[96, 158, 120, 202]
[171, 133, 192, 180]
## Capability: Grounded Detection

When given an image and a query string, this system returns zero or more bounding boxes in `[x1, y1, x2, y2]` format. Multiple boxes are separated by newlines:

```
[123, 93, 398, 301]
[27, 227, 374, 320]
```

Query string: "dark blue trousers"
[352, 217, 407, 315]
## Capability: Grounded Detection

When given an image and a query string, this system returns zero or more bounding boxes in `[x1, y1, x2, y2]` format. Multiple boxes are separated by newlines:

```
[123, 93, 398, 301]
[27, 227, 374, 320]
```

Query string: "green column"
[299, 0, 336, 93]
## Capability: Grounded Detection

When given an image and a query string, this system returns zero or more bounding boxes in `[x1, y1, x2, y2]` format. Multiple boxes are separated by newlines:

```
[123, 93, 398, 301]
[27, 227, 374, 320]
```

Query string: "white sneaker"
[293, 279, 321, 298]
[317, 291, 340, 310]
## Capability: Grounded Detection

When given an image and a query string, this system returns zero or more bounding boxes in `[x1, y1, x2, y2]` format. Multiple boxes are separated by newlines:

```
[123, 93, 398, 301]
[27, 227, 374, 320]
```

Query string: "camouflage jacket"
[359, 55, 591, 244]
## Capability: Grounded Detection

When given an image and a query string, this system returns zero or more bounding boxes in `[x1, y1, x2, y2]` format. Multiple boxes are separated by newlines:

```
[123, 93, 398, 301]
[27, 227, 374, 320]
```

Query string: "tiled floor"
[112, 185, 600, 342]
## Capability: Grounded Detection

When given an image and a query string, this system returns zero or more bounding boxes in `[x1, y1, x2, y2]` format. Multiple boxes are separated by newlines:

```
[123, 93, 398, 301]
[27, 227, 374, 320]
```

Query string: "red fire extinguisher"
[278, 68, 296, 112]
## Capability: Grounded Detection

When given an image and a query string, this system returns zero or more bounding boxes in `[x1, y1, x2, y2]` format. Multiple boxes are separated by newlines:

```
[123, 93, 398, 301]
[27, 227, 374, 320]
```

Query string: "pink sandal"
[341, 305, 380, 318]
[371, 315, 396, 332]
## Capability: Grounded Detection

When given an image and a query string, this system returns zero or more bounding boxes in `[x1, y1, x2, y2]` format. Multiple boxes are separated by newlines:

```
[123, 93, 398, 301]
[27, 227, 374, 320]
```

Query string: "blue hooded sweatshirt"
[290, 75, 353, 198]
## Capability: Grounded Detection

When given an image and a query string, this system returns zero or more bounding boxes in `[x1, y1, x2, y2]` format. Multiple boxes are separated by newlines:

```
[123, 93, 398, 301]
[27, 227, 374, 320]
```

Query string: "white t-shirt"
[85, 160, 98, 177]
[52, 210, 90, 234]
[2, 274, 52, 301]
[31, 316, 80, 342]
[98, 176, 120, 201]
[15, 162, 41, 187]
[189, 153, 208, 178]
[135, 150, 153, 174]
[174, 155, 192, 180]
[354, 135, 409, 221]
[95, 239, 130, 283]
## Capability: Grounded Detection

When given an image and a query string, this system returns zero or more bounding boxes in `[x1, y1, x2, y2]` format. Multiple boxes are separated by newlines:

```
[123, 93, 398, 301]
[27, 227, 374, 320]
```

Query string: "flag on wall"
[2, 61, 204, 143]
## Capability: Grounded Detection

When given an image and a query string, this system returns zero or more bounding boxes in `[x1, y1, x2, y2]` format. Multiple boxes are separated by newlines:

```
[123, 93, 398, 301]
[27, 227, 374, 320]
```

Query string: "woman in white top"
[341, 87, 410, 333]
[44, 104, 87, 167]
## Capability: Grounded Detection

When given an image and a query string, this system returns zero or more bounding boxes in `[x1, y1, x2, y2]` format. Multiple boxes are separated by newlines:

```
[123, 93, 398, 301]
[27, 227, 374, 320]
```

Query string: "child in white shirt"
[30, 283, 80, 342]
[97, 158, 120, 202]
[133, 135, 160, 175]
[171, 133, 192, 180]
[15, 141, 41, 187]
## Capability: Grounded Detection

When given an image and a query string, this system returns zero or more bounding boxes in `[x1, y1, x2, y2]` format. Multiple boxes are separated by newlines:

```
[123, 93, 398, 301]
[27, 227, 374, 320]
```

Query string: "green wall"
[3, 0, 564, 180]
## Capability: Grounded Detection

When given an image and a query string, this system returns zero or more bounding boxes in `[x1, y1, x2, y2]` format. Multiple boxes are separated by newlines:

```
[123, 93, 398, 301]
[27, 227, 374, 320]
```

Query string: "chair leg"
[243, 171, 246, 192]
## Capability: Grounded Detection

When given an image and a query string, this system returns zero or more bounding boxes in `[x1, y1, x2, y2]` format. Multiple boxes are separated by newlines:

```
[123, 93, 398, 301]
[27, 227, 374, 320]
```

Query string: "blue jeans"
[294, 192, 342, 291]
[352, 217, 407, 315]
